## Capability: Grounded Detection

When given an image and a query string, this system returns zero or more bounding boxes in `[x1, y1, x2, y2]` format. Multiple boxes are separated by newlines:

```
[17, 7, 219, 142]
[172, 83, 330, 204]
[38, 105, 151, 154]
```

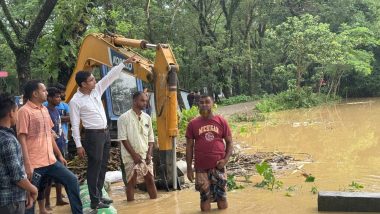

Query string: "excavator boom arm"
[65, 33, 179, 151]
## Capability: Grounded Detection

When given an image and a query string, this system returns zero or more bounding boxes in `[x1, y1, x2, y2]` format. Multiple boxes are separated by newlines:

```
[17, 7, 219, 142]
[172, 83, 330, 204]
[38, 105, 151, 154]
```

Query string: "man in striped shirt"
[0, 93, 38, 214]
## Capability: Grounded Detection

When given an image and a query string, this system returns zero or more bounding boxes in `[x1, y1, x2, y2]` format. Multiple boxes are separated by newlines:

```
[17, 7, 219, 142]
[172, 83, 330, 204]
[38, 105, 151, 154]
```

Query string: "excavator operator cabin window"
[109, 72, 138, 116]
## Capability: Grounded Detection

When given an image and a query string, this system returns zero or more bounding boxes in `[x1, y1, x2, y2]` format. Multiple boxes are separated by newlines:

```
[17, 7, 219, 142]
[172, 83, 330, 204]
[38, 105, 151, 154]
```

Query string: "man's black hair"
[75, 71, 92, 87]
[47, 87, 61, 98]
[133, 91, 145, 100]
[24, 80, 43, 101]
[200, 94, 213, 100]
[55, 83, 66, 91]
[0, 93, 16, 119]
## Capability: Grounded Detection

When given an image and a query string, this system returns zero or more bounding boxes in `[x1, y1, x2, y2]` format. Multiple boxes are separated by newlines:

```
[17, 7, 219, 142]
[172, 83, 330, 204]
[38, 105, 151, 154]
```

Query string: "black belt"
[85, 127, 108, 133]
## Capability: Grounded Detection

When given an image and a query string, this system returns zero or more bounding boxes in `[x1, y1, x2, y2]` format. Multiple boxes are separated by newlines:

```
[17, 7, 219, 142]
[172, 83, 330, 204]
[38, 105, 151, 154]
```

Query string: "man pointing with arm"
[69, 57, 135, 211]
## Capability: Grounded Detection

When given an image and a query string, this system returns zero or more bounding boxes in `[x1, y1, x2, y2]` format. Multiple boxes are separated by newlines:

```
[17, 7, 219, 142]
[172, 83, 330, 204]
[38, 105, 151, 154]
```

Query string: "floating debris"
[67, 140, 313, 183]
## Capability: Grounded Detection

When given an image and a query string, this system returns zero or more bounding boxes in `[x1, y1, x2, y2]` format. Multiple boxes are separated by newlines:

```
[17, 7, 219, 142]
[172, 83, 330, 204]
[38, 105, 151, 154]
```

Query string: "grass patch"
[348, 181, 364, 191]
[178, 106, 199, 136]
[286, 185, 296, 192]
[219, 95, 259, 106]
[227, 175, 244, 191]
[305, 175, 315, 182]
[311, 186, 318, 194]
[256, 87, 339, 113]
[230, 111, 266, 123]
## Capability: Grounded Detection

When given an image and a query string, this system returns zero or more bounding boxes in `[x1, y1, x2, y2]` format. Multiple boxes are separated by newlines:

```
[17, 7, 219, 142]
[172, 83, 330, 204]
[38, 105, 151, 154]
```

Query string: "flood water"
[54, 98, 380, 213]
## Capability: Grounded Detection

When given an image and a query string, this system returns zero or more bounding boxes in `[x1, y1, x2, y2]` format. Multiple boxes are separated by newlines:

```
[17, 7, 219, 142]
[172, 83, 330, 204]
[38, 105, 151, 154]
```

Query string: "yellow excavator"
[65, 33, 180, 190]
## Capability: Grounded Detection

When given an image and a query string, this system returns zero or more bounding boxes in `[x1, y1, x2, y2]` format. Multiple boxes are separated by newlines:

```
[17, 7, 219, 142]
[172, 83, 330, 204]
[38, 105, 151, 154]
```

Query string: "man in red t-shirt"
[185, 95, 233, 212]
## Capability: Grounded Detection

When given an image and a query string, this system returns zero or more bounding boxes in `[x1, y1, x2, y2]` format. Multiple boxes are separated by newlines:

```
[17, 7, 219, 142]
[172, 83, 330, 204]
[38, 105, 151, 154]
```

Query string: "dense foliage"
[254, 79, 338, 112]
[256, 87, 338, 113]
[178, 106, 199, 136]
[219, 95, 258, 106]
[1, 0, 380, 100]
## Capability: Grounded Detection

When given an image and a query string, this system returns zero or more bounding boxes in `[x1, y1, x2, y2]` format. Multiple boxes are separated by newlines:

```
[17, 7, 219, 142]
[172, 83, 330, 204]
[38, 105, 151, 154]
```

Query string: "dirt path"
[216, 101, 258, 118]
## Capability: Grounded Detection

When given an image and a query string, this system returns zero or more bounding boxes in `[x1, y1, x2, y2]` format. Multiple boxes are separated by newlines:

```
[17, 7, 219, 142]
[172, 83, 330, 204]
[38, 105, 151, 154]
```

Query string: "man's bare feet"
[45, 205, 53, 211]
[56, 200, 69, 206]
[39, 209, 52, 214]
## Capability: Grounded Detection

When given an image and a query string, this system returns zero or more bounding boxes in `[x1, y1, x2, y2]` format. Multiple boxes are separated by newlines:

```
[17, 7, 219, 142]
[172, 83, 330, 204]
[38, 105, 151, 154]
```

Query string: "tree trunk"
[226, 67, 234, 97]
[296, 66, 302, 88]
[327, 79, 333, 97]
[57, 61, 72, 86]
[191, 0, 218, 44]
[232, 66, 240, 95]
[220, 0, 241, 95]
[104, 1, 116, 33]
[327, 72, 338, 97]
[333, 71, 344, 97]
[0, 0, 58, 92]
[145, 0, 155, 43]
[57, 5, 90, 85]
[222, 86, 232, 98]
[15, 52, 32, 93]
[247, 29, 254, 95]
[254, 23, 266, 94]
[247, 61, 253, 95]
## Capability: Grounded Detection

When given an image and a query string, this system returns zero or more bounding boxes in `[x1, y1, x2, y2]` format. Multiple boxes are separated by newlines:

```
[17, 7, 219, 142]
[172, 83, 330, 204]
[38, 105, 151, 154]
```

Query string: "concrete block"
[318, 191, 380, 212]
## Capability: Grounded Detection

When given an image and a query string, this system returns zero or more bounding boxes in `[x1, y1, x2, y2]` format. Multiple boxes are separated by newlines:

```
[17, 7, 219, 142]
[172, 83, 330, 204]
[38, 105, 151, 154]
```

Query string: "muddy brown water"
[53, 98, 380, 213]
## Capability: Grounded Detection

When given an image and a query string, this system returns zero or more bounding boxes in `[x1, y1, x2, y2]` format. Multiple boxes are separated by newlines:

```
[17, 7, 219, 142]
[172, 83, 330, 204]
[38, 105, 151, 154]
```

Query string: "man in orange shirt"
[17, 80, 82, 214]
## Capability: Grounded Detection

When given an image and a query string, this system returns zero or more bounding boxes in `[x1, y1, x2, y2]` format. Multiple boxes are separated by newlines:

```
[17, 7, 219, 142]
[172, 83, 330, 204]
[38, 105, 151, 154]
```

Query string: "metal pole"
[146, 44, 157, 49]
[172, 137, 177, 190]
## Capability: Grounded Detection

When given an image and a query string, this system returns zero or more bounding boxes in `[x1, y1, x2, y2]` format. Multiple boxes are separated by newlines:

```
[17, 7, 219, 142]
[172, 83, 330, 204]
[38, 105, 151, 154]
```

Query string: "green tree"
[270, 14, 339, 88]
[325, 25, 378, 96]
[0, 0, 58, 92]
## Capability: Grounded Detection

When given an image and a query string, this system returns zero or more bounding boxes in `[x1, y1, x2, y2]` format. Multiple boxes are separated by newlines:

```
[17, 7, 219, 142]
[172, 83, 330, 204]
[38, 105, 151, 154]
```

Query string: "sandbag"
[80, 184, 117, 214]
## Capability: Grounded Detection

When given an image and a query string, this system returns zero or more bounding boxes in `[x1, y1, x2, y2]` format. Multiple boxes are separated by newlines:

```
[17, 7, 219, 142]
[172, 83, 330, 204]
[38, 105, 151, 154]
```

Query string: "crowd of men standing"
[0, 58, 143, 214]
[0, 57, 233, 213]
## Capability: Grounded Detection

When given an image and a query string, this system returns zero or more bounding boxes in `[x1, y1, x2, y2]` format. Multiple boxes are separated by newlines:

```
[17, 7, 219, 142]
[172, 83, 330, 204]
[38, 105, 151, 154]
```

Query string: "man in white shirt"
[117, 91, 157, 201]
[69, 58, 135, 210]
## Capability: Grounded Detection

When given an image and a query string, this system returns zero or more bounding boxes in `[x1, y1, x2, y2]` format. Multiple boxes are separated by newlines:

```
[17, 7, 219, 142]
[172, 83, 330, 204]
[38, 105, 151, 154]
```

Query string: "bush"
[179, 106, 199, 136]
[255, 161, 283, 191]
[152, 117, 157, 134]
[256, 87, 339, 113]
[227, 175, 244, 191]
[230, 111, 266, 123]
[219, 95, 258, 106]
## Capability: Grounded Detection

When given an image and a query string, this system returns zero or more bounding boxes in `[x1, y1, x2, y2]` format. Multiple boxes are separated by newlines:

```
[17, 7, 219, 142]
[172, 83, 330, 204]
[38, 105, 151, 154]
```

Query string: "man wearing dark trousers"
[44, 87, 69, 210]
[69, 57, 135, 211]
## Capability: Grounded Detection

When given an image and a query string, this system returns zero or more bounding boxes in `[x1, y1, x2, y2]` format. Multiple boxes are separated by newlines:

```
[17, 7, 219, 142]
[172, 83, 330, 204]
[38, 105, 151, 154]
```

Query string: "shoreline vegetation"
[219, 87, 340, 115]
